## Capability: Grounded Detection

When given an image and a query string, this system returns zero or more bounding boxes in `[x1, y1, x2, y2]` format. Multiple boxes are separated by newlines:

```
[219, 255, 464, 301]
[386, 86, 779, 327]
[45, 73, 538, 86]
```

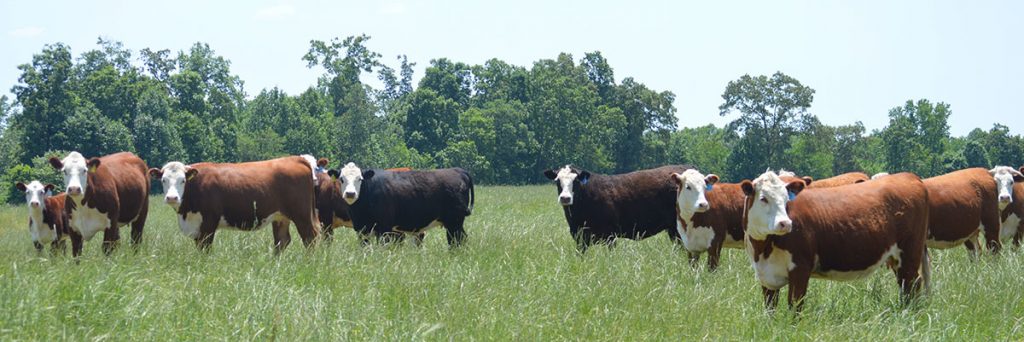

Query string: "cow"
[312, 158, 418, 242]
[148, 156, 320, 252]
[544, 165, 691, 252]
[779, 171, 869, 188]
[922, 168, 1003, 255]
[16, 181, 69, 255]
[49, 152, 150, 257]
[336, 162, 473, 247]
[992, 166, 1024, 246]
[740, 171, 930, 311]
[671, 170, 747, 271]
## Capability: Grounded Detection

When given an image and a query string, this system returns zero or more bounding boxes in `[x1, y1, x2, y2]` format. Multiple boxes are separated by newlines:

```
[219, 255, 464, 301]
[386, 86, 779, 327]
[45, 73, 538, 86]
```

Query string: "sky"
[1, 0, 1021, 136]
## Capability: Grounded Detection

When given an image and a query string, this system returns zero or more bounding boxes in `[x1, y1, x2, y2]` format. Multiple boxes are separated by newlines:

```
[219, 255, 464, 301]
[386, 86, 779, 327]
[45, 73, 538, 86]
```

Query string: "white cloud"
[379, 2, 407, 15]
[8, 26, 44, 38]
[254, 4, 296, 20]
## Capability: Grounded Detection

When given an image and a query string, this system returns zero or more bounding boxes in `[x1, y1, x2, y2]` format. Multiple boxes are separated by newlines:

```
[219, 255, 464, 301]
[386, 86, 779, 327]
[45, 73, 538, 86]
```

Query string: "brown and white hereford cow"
[991, 166, 1024, 246]
[923, 168, 1003, 255]
[16, 181, 69, 255]
[149, 156, 320, 252]
[672, 170, 746, 271]
[741, 171, 930, 311]
[779, 171, 868, 188]
[49, 152, 150, 257]
[544, 165, 691, 252]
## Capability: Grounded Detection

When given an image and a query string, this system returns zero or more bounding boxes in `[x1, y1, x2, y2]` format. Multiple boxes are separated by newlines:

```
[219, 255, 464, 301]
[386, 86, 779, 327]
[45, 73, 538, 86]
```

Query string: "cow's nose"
[30, 202, 40, 207]
[166, 196, 179, 203]
[68, 186, 82, 195]
[776, 220, 792, 232]
[1000, 195, 1011, 202]
[559, 196, 572, 204]
[344, 192, 356, 199]
[697, 202, 710, 211]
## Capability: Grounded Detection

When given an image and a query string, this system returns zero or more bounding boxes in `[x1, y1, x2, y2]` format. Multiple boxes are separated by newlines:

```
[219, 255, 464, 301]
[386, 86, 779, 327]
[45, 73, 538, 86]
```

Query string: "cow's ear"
[1013, 168, 1024, 182]
[185, 168, 199, 181]
[705, 174, 720, 186]
[15, 182, 26, 192]
[317, 158, 329, 167]
[44, 184, 55, 192]
[328, 169, 339, 180]
[362, 169, 375, 180]
[578, 170, 591, 185]
[740, 180, 754, 197]
[49, 157, 63, 170]
[87, 158, 101, 173]
[786, 180, 806, 199]
[543, 169, 557, 180]
[801, 176, 813, 186]
[148, 168, 162, 179]
[670, 173, 682, 186]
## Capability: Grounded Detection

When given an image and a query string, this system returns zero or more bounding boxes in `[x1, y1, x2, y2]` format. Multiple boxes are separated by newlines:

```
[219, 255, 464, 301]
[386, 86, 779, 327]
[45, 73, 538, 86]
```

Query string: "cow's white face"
[18, 181, 52, 212]
[673, 170, 718, 219]
[742, 171, 803, 240]
[54, 152, 92, 198]
[990, 166, 1024, 209]
[544, 165, 590, 206]
[157, 162, 191, 209]
[339, 162, 364, 204]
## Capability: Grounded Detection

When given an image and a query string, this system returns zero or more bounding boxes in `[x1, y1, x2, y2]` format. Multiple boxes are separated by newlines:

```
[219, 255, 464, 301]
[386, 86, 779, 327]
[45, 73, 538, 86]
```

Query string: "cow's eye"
[685, 185, 692, 191]
[760, 197, 768, 203]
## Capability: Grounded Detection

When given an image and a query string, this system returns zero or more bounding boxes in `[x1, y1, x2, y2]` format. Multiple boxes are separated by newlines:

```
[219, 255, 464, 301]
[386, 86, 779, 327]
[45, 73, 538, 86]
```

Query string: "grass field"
[0, 185, 1022, 340]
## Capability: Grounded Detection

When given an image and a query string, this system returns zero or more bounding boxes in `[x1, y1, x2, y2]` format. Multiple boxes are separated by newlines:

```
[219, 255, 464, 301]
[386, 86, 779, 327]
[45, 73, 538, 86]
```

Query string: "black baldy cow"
[338, 162, 473, 247]
[544, 164, 691, 252]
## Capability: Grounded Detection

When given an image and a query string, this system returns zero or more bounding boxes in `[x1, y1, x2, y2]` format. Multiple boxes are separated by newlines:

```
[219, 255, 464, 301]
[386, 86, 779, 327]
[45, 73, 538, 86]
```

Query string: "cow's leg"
[70, 231, 83, 259]
[896, 244, 925, 304]
[707, 237, 725, 272]
[787, 268, 811, 312]
[129, 209, 147, 250]
[964, 233, 980, 260]
[33, 241, 43, 255]
[981, 203, 1002, 254]
[762, 286, 780, 311]
[409, 232, 425, 248]
[272, 219, 292, 254]
[291, 215, 318, 249]
[322, 225, 335, 243]
[444, 216, 467, 248]
[688, 252, 701, 268]
[51, 239, 67, 256]
[102, 222, 120, 256]
[194, 219, 218, 252]
[666, 225, 683, 246]
[1014, 226, 1024, 248]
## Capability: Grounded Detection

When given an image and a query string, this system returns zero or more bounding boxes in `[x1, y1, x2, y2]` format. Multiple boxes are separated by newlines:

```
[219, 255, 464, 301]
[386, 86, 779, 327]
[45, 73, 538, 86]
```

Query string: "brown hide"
[62, 152, 150, 257]
[923, 168, 1002, 253]
[744, 172, 929, 310]
[679, 182, 746, 270]
[178, 156, 319, 252]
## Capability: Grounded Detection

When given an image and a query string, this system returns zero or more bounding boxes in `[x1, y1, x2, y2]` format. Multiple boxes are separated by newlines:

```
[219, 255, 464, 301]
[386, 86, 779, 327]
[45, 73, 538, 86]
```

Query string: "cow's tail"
[463, 169, 475, 216]
[921, 247, 932, 295]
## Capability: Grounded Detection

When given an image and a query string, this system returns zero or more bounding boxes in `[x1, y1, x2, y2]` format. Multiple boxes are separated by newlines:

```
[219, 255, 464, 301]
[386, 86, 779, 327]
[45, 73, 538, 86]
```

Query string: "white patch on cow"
[814, 244, 901, 281]
[300, 154, 320, 186]
[58, 152, 90, 198]
[673, 169, 713, 221]
[70, 205, 111, 241]
[339, 162, 364, 205]
[747, 238, 795, 290]
[990, 166, 1022, 210]
[1001, 213, 1021, 241]
[745, 171, 795, 240]
[680, 225, 715, 253]
[927, 233, 976, 249]
[871, 172, 890, 180]
[179, 212, 203, 239]
[159, 162, 189, 209]
[777, 170, 796, 178]
[554, 165, 578, 206]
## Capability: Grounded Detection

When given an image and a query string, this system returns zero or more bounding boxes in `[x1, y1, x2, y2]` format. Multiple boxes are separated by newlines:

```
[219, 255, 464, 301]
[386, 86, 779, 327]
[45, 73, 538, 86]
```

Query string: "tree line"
[2, 36, 1022, 203]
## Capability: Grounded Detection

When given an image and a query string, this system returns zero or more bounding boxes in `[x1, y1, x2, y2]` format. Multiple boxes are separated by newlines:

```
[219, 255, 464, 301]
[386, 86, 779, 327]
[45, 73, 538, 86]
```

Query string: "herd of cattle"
[13, 151, 1024, 310]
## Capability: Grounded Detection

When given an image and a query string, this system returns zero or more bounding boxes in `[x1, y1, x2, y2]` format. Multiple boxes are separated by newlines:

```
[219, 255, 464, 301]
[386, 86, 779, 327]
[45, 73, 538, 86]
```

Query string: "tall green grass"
[0, 185, 1021, 340]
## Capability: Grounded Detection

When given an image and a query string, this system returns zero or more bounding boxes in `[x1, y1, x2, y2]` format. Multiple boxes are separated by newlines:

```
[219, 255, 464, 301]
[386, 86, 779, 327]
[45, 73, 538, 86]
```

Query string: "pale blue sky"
[1, 0, 1021, 135]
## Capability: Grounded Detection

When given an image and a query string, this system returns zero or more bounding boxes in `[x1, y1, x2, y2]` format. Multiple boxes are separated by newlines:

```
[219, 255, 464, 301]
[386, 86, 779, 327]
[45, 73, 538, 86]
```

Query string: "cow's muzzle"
[559, 196, 572, 206]
[67, 186, 82, 196]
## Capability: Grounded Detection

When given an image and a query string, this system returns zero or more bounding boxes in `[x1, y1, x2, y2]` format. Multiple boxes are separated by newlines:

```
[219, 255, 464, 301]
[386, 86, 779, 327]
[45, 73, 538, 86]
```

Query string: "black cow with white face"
[543, 164, 693, 252]
[336, 162, 474, 247]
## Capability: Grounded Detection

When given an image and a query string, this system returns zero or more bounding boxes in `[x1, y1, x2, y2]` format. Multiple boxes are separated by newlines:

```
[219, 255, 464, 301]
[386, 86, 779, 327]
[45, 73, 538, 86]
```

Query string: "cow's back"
[808, 172, 869, 189]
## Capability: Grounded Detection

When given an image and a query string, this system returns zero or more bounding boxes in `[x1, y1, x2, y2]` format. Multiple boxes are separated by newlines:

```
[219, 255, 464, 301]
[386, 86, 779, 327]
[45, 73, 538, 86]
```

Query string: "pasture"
[0, 185, 1021, 340]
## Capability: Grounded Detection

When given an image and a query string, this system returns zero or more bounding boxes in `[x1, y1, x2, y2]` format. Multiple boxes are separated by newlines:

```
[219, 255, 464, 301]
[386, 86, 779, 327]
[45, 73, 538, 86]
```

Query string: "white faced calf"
[670, 170, 719, 256]
[338, 162, 365, 204]
[543, 165, 591, 206]
[149, 162, 197, 209]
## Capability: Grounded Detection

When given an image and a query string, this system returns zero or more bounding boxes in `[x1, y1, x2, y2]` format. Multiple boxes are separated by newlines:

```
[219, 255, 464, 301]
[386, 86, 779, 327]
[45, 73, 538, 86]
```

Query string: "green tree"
[403, 88, 460, 156]
[11, 43, 77, 161]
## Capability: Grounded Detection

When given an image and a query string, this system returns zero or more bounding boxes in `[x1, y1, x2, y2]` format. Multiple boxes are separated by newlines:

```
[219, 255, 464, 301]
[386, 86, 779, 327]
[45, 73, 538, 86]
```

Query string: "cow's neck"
[28, 208, 45, 233]
[747, 235, 774, 261]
